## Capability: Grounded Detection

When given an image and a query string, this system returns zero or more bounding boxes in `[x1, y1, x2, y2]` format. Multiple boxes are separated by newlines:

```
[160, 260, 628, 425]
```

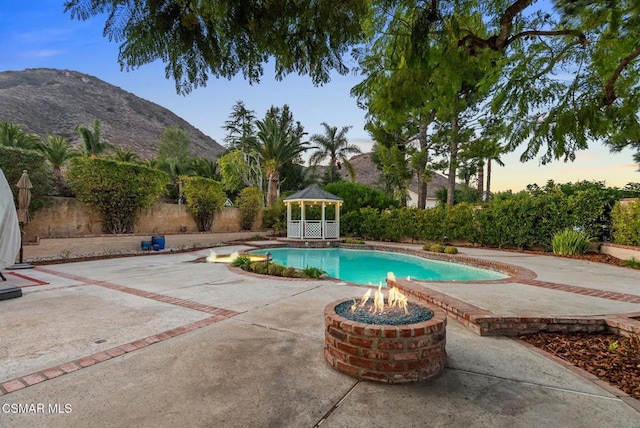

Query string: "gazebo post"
[286, 202, 292, 238]
[321, 201, 326, 240]
[301, 201, 306, 239]
[335, 203, 340, 239]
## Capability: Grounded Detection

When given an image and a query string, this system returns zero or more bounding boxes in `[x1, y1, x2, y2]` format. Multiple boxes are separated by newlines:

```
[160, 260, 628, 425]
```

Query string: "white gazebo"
[283, 184, 343, 240]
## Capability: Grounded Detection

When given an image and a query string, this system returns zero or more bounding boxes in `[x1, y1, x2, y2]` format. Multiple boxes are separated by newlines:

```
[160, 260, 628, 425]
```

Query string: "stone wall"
[23, 197, 262, 240]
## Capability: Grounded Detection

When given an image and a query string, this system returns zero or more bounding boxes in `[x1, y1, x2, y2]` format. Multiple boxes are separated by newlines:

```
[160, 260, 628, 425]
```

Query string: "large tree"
[66, 1, 640, 165]
[309, 122, 361, 183]
[245, 111, 309, 207]
[37, 134, 80, 195]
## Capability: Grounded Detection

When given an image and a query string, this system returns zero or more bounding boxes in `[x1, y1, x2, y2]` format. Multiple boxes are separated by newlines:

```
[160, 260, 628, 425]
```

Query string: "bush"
[237, 187, 263, 230]
[231, 255, 250, 267]
[0, 146, 54, 213]
[444, 246, 458, 254]
[429, 243, 446, 253]
[262, 199, 286, 233]
[344, 237, 365, 244]
[67, 158, 168, 234]
[551, 228, 592, 255]
[612, 200, 640, 246]
[302, 266, 325, 278]
[359, 207, 384, 240]
[182, 176, 226, 232]
[323, 181, 399, 213]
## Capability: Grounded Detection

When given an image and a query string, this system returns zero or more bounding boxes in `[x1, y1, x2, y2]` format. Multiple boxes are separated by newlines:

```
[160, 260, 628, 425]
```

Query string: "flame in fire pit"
[350, 285, 408, 315]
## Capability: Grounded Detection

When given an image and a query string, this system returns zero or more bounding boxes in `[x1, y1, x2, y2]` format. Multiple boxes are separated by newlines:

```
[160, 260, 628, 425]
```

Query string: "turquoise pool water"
[249, 248, 506, 285]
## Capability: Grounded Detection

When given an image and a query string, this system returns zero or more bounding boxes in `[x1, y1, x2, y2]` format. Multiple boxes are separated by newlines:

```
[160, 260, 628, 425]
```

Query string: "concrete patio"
[1, 240, 640, 427]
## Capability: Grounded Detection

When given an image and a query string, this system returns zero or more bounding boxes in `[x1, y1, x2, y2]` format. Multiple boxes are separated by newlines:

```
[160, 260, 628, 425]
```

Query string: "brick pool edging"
[390, 278, 640, 337]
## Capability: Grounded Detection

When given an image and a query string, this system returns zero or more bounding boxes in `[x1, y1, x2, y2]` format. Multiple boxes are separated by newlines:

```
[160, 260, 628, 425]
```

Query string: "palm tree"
[75, 119, 112, 157]
[37, 135, 80, 194]
[309, 122, 361, 183]
[247, 117, 310, 206]
[193, 157, 220, 179]
[0, 121, 40, 149]
[111, 147, 141, 163]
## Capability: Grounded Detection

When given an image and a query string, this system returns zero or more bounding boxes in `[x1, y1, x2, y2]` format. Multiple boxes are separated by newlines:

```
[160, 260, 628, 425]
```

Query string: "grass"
[622, 257, 640, 269]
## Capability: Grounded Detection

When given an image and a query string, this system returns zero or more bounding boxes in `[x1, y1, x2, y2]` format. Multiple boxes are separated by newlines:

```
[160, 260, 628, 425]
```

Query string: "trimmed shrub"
[237, 187, 263, 230]
[67, 158, 168, 234]
[344, 237, 365, 244]
[182, 176, 226, 232]
[551, 228, 593, 255]
[429, 243, 446, 253]
[359, 207, 384, 240]
[612, 200, 640, 246]
[444, 246, 458, 254]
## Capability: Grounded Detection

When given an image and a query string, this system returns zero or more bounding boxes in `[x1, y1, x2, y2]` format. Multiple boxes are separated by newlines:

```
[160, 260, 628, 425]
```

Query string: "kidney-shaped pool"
[249, 247, 506, 285]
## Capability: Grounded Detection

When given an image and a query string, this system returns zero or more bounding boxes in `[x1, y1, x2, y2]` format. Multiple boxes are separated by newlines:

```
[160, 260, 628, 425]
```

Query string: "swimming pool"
[249, 248, 506, 285]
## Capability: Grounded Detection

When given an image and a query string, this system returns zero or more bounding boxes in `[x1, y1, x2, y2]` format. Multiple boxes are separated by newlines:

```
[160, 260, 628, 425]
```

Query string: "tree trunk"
[447, 116, 459, 207]
[477, 160, 485, 201]
[486, 158, 492, 200]
[266, 170, 279, 207]
[417, 122, 429, 209]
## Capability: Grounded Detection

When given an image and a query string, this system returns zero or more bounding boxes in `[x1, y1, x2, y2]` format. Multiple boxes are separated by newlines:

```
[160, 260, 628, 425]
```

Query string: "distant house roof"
[283, 184, 343, 202]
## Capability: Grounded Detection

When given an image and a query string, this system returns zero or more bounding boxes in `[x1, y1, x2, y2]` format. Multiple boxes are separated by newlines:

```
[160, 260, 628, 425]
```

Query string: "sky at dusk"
[1, 1, 638, 192]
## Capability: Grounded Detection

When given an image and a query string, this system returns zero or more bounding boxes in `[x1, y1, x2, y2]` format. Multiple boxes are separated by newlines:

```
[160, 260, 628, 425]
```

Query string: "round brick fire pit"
[324, 298, 447, 383]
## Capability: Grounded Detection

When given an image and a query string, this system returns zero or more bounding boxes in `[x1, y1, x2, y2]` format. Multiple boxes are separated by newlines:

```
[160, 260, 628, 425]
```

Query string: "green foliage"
[66, 1, 369, 94]
[444, 246, 458, 254]
[359, 207, 384, 240]
[309, 122, 360, 183]
[261, 199, 286, 234]
[0, 146, 54, 213]
[0, 121, 40, 149]
[231, 255, 251, 268]
[67, 157, 168, 234]
[218, 149, 259, 195]
[343, 237, 365, 245]
[551, 229, 593, 256]
[340, 210, 363, 237]
[442, 203, 475, 242]
[611, 200, 640, 246]
[302, 266, 325, 279]
[181, 176, 226, 232]
[75, 119, 112, 156]
[237, 187, 263, 230]
[429, 244, 446, 253]
[323, 181, 399, 214]
[435, 186, 481, 206]
[246, 109, 310, 207]
[622, 258, 640, 269]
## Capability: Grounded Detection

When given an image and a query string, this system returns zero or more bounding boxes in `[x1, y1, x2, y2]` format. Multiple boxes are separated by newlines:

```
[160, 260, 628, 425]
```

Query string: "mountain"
[337, 153, 453, 199]
[0, 68, 224, 159]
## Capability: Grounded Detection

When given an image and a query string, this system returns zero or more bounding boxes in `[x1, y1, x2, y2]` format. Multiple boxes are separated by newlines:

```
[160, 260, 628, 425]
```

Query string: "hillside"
[0, 68, 224, 159]
[337, 153, 452, 198]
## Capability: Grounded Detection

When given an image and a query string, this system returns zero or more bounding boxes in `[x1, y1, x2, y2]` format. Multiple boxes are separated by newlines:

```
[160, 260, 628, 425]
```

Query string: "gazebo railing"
[287, 220, 339, 239]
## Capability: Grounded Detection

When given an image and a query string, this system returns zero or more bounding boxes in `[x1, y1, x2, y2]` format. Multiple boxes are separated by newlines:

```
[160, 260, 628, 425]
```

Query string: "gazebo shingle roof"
[283, 184, 343, 202]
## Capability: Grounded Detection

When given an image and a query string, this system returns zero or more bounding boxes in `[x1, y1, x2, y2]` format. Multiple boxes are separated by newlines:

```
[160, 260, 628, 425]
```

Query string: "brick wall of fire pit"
[324, 299, 447, 383]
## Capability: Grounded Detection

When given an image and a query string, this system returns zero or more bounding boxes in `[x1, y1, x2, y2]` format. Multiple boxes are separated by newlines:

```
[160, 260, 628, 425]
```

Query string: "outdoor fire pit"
[324, 286, 447, 383]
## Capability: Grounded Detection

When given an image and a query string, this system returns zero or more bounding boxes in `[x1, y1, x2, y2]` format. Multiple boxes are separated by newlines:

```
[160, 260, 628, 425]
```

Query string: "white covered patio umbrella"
[0, 168, 21, 279]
